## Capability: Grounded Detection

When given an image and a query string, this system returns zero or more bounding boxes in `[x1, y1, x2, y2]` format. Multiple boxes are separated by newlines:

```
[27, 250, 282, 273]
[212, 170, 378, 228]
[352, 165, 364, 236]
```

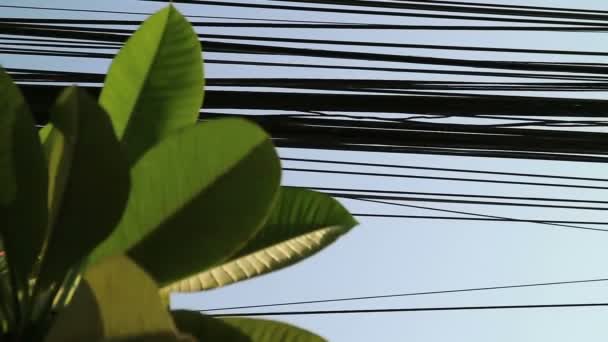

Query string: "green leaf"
[223, 318, 326, 342]
[0, 67, 47, 303]
[172, 311, 326, 342]
[35, 87, 130, 294]
[45, 256, 177, 342]
[171, 310, 249, 342]
[0, 90, 15, 207]
[0, 247, 13, 334]
[162, 187, 356, 292]
[38, 124, 52, 146]
[101, 333, 197, 342]
[90, 118, 281, 286]
[99, 5, 204, 164]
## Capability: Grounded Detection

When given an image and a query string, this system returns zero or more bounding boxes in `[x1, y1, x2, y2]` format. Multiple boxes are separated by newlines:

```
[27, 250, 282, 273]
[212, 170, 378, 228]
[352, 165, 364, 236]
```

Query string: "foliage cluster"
[0, 5, 356, 341]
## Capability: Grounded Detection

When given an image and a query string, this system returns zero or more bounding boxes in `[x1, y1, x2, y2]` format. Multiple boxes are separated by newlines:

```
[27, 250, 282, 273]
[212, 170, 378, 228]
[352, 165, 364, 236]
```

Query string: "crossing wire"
[210, 302, 608, 317]
[202, 277, 608, 312]
[352, 198, 608, 233]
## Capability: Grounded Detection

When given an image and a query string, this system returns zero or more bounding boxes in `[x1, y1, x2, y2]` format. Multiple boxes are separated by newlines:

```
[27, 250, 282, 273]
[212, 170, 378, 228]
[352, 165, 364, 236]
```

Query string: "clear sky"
[3, 0, 608, 341]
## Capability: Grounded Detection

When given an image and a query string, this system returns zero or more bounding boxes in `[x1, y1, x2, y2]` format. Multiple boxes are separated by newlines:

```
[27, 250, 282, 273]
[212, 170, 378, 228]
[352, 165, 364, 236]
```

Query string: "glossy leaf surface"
[171, 311, 326, 342]
[90, 118, 281, 286]
[99, 5, 204, 164]
[171, 310, 249, 342]
[163, 187, 356, 292]
[223, 318, 327, 342]
[45, 256, 176, 342]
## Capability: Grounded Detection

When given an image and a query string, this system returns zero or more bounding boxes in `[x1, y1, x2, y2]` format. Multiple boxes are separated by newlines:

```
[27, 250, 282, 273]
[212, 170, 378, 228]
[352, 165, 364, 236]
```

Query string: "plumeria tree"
[0, 5, 356, 341]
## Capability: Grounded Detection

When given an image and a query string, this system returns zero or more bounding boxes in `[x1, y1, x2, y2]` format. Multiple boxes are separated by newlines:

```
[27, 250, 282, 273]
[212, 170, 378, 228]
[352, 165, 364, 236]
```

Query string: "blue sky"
[3, 0, 608, 340]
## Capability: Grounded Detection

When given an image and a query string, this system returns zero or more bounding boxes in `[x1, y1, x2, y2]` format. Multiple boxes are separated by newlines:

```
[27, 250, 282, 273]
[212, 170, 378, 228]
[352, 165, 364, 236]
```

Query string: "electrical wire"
[283, 168, 608, 191]
[352, 198, 608, 233]
[210, 302, 608, 317]
[351, 214, 608, 225]
[307, 186, 608, 205]
[201, 277, 608, 312]
[282, 157, 608, 183]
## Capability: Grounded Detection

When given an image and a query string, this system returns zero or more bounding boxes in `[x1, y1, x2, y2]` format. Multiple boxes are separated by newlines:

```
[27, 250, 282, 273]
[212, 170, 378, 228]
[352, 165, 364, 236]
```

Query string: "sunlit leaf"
[45, 256, 176, 342]
[172, 310, 326, 342]
[101, 333, 197, 342]
[223, 317, 327, 342]
[163, 187, 356, 292]
[171, 310, 249, 342]
[38, 124, 52, 146]
[100, 5, 204, 164]
[90, 118, 280, 286]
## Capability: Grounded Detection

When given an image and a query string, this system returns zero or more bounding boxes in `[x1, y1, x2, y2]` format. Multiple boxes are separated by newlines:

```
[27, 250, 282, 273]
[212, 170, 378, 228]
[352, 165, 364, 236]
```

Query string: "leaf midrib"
[126, 7, 174, 132]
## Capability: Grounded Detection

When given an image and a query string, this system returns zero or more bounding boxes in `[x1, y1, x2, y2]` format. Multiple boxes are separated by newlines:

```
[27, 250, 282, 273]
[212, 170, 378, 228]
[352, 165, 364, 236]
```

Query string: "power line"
[308, 186, 608, 205]
[199, 41, 608, 74]
[146, 0, 608, 27]
[15, 70, 608, 92]
[201, 277, 608, 312]
[7, 8, 608, 28]
[8, 28, 608, 56]
[11, 61, 608, 84]
[210, 302, 608, 317]
[0, 4, 154, 16]
[21, 90, 608, 163]
[396, 0, 608, 15]
[353, 198, 608, 233]
[352, 214, 608, 226]
[283, 168, 608, 191]
[4, 19, 606, 31]
[0, 10, 360, 25]
[262, 0, 608, 22]
[331, 192, 608, 212]
[282, 157, 608, 183]
[10, 22, 608, 74]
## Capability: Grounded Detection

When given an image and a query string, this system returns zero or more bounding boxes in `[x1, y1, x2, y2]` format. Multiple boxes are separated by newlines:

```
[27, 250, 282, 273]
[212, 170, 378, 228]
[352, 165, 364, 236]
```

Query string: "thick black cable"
[394, 0, 608, 15]
[23, 83, 608, 118]
[177, 59, 608, 82]
[8, 23, 608, 75]
[261, 0, 608, 22]
[0, 4, 351, 23]
[7, 9, 608, 28]
[203, 34, 608, 56]
[180, 77, 608, 93]
[13, 71, 608, 90]
[282, 144, 608, 164]
[19, 87, 608, 162]
[202, 40, 608, 75]
[14, 72, 608, 92]
[8, 28, 608, 57]
[13, 59, 608, 83]
[144, 0, 608, 27]
[282, 157, 608, 183]
[4, 20, 606, 31]
[202, 277, 608, 312]
[18, 91, 608, 163]
[0, 14, 361, 25]
[283, 168, 608, 191]
[0, 4, 154, 16]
